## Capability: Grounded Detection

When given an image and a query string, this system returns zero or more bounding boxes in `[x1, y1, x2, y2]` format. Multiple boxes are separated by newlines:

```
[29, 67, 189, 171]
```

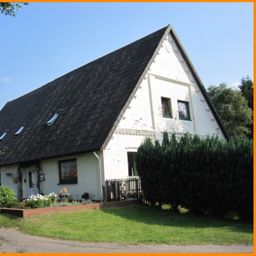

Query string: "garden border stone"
[0, 200, 140, 218]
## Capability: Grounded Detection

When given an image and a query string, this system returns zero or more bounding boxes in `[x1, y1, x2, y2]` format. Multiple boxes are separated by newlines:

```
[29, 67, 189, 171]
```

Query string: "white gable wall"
[103, 33, 225, 180]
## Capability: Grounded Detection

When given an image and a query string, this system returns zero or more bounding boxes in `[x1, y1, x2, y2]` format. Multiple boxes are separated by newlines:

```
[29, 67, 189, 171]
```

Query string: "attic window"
[161, 97, 172, 118]
[15, 126, 24, 135]
[46, 111, 61, 126]
[178, 100, 191, 121]
[0, 132, 7, 140]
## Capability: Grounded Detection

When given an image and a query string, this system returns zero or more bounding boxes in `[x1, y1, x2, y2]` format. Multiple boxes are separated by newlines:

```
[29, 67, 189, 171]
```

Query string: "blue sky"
[0, 2, 253, 109]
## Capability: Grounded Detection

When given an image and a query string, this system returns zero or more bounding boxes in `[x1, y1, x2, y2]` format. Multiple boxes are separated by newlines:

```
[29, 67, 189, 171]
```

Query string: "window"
[28, 171, 33, 188]
[161, 97, 172, 118]
[0, 132, 7, 140]
[177, 100, 191, 120]
[15, 126, 24, 135]
[47, 110, 62, 126]
[59, 159, 78, 184]
[127, 152, 138, 176]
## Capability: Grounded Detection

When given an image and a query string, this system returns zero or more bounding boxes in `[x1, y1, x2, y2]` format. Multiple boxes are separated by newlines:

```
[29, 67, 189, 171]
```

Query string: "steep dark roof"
[0, 25, 228, 166]
[0, 26, 168, 166]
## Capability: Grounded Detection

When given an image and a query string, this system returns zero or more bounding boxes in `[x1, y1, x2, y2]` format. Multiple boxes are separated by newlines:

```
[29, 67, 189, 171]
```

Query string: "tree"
[239, 76, 253, 110]
[0, 2, 27, 16]
[208, 83, 252, 139]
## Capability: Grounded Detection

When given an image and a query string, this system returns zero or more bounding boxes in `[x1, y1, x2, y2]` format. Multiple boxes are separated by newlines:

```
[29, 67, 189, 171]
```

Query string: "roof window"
[15, 126, 24, 135]
[0, 132, 7, 140]
[46, 110, 62, 126]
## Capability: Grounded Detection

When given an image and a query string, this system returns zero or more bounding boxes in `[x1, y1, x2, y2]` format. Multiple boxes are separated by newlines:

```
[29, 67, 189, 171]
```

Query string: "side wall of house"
[40, 152, 102, 200]
[103, 33, 225, 180]
[0, 152, 102, 200]
[0, 165, 19, 197]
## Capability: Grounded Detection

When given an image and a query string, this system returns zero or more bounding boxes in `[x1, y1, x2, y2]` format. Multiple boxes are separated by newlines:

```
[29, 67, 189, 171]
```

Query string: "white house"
[0, 25, 227, 201]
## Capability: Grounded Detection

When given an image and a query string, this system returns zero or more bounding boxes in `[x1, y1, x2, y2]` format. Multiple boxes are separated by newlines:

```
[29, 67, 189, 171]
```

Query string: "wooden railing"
[103, 177, 142, 201]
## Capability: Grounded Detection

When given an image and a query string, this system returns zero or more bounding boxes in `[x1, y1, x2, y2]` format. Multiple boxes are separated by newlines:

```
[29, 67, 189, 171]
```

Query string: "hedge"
[136, 133, 252, 220]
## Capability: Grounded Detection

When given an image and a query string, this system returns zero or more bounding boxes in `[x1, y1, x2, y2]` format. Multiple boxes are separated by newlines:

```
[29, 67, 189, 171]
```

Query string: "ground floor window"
[127, 152, 138, 176]
[59, 159, 78, 184]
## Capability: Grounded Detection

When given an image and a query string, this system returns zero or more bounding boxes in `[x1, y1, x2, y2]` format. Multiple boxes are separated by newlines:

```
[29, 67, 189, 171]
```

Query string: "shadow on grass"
[101, 204, 252, 234]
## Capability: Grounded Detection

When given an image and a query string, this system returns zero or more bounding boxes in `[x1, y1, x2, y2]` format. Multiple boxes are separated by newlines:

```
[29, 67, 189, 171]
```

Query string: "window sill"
[179, 118, 192, 121]
[57, 182, 78, 185]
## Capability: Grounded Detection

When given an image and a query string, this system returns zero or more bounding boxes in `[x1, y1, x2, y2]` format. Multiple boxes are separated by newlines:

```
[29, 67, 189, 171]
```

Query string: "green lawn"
[0, 205, 253, 245]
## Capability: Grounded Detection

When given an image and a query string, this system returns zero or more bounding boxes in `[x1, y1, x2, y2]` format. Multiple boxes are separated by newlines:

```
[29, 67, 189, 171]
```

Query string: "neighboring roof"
[0, 25, 228, 166]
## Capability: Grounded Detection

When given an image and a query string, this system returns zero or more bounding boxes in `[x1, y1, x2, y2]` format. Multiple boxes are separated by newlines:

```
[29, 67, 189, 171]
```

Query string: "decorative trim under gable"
[115, 128, 155, 137]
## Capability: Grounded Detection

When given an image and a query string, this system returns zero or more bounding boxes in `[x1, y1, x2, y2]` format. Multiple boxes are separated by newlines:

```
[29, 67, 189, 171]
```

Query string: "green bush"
[24, 198, 50, 209]
[0, 186, 18, 208]
[136, 133, 252, 220]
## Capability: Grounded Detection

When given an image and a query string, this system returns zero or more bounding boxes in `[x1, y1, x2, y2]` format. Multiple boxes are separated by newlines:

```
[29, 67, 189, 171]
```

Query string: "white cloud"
[0, 76, 12, 84]
[230, 81, 240, 89]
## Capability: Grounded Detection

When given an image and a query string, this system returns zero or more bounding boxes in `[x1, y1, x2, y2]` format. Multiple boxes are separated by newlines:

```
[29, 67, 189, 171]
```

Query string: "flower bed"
[23, 192, 58, 208]
[0, 186, 140, 218]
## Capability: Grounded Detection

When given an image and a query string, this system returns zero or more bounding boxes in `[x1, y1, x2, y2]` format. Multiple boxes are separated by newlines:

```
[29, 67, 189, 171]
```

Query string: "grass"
[0, 205, 253, 245]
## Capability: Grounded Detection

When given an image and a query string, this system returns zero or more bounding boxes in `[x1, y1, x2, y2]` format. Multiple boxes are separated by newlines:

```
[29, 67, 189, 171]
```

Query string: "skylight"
[15, 126, 24, 135]
[0, 132, 7, 140]
[46, 112, 60, 126]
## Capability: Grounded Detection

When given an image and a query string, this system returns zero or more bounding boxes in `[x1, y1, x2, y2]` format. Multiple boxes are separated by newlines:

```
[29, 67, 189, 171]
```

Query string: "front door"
[23, 169, 39, 197]
[127, 152, 138, 176]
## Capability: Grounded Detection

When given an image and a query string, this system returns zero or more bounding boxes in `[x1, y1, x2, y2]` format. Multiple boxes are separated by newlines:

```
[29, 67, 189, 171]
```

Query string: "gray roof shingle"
[0, 26, 168, 166]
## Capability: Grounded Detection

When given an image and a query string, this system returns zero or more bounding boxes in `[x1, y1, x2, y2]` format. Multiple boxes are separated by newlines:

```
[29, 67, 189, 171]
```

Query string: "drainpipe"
[93, 151, 103, 204]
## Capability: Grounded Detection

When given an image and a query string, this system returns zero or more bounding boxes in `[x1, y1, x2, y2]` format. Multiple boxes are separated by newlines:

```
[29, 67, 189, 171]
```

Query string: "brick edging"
[0, 200, 140, 218]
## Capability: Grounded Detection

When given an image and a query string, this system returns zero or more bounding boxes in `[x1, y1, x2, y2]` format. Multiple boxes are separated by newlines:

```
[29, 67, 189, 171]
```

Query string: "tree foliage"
[136, 133, 252, 221]
[239, 76, 253, 110]
[0, 2, 27, 16]
[208, 83, 252, 139]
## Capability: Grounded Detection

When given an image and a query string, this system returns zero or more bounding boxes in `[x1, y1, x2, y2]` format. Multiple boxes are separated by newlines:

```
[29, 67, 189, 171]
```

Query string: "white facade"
[0, 152, 102, 200]
[0, 33, 225, 201]
[103, 33, 225, 181]
[0, 165, 19, 197]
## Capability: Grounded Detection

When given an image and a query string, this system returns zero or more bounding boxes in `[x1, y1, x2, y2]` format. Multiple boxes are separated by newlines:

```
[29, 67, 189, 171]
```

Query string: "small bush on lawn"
[24, 193, 57, 209]
[0, 186, 18, 208]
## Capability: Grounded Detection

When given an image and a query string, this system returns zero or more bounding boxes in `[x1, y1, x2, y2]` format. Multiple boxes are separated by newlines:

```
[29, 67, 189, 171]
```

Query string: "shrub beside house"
[136, 133, 252, 221]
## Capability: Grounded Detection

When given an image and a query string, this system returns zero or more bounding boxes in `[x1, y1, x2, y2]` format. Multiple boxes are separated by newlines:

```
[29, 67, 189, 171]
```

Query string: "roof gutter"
[93, 151, 104, 203]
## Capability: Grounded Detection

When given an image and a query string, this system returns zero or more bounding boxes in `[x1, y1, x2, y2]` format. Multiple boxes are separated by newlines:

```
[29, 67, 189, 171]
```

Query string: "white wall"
[40, 152, 102, 200]
[0, 165, 19, 197]
[103, 32, 225, 180]
[103, 133, 154, 180]
[0, 153, 102, 200]
[148, 33, 225, 140]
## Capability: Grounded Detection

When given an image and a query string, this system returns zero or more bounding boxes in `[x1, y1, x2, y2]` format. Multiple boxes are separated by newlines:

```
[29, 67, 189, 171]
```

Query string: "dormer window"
[0, 132, 7, 140]
[46, 110, 62, 126]
[15, 126, 24, 135]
